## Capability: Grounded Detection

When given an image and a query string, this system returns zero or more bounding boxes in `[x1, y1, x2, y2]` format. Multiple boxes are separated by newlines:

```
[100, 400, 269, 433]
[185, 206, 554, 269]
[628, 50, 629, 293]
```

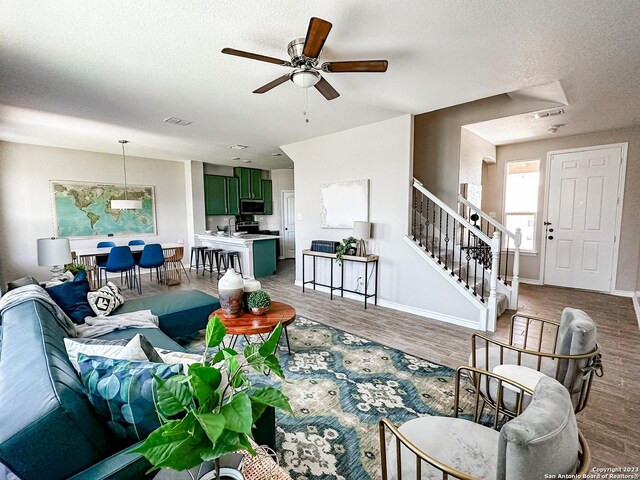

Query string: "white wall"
[265, 169, 294, 256]
[282, 115, 483, 326]
[0, 141, 189, 283]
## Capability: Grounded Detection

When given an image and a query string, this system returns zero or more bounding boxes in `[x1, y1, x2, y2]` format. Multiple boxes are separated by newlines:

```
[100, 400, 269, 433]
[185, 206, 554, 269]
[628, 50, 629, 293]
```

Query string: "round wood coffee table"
[209, 301, 296, 354]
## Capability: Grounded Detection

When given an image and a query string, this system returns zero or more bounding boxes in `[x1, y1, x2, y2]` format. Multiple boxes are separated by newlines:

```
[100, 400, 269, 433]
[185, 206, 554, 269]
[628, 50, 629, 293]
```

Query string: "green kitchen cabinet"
[262, 179, 273, 215]
[234, 167, 263, 200]
[204, 175, 240, 215]
[204, 175, 227, 215]
[226, 176, 240, 215]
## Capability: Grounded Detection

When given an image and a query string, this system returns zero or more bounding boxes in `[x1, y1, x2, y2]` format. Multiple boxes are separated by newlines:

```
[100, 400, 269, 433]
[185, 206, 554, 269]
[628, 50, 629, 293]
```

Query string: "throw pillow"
[77, 354, 181, 441]
[154, 348, 204, 372]
[46, 271, 94, 324]
[65, 334, 163, 372]
[87, 282, 125, 316]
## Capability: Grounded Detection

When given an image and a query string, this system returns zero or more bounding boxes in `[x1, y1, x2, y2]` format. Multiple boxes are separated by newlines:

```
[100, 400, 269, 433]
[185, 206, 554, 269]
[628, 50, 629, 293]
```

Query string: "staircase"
[405, 179, 521, 331]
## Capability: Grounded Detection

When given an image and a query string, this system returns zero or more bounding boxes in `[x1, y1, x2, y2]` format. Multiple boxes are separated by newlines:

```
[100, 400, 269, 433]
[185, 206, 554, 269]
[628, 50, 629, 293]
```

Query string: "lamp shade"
[353, 221, 372, 239]
[37, 237, 72, 267]
[111, 199, 142, 210]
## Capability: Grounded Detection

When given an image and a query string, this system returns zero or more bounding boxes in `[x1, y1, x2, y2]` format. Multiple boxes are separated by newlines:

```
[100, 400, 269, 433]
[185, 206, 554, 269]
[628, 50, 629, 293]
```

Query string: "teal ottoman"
[113, 289, 220, 338]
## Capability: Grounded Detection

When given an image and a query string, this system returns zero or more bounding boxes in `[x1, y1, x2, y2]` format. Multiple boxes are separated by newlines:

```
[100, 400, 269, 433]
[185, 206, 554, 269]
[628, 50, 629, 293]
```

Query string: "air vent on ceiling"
[242, 160, 252, 163]
[163, 116, 192, 126]
[271, 152, 282, 157]
[533, 109, 564, 120]
[230, 144, 248, 150]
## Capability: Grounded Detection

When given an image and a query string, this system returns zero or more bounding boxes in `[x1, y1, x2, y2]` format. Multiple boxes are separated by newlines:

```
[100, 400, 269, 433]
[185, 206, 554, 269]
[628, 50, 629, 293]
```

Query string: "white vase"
[218, 268, 245, 318]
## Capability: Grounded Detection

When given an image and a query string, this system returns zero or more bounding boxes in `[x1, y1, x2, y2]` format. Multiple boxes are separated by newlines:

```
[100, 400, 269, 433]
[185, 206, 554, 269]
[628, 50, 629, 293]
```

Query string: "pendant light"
[111, 140, 142, 210]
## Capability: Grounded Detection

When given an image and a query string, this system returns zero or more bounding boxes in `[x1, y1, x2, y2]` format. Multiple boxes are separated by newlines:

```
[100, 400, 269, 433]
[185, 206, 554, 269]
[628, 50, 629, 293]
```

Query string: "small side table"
[301, 250, 379, 309]
[210, 301, 296, 354]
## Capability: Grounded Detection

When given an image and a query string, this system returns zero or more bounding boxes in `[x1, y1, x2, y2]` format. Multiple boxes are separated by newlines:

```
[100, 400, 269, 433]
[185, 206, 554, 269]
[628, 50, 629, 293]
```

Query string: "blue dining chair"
[95, 241, 116, 284]
[128, 240, 145, 265]
[137, 243, 166, 287]
[100, 246, 138, 293]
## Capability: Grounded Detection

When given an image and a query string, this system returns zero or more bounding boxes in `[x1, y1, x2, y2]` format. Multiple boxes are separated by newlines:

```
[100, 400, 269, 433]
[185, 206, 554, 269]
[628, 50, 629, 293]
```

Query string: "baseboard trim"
[633, 291, 640, 331]
[613, 289, 635, 298]
[293, 280, 480, 330]
[518, 278, 541, 285]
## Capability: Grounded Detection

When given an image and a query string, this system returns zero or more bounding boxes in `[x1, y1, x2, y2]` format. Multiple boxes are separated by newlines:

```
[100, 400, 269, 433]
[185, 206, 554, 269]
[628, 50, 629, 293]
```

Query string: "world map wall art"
[51, 181, 157, 237]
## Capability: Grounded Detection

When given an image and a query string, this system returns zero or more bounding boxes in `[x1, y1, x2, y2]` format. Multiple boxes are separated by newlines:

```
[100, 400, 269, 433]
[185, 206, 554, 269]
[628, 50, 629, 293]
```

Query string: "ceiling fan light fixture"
[111, 140, 142, 210]
[291, 69, 321, 88]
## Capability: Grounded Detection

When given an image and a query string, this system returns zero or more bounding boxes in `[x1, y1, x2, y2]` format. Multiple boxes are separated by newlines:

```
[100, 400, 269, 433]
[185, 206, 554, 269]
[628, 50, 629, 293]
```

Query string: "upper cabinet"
[234, 167, 263, 200]
[204, 175, 239, 215]
[262, 179, 273, 215]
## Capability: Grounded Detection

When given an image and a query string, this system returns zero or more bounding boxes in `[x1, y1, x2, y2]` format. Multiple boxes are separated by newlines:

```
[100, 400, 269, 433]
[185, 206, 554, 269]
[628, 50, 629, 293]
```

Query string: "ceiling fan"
[222, 17, 388, 100]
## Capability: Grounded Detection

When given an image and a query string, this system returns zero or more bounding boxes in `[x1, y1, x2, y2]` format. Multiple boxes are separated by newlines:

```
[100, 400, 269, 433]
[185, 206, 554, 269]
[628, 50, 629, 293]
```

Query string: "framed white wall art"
[320, 179, 369, 229]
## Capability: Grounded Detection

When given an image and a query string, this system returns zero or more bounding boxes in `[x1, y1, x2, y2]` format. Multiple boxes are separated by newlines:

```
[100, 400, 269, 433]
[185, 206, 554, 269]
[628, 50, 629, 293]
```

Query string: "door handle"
[549, 228, 554, 232]
[544, 221, 552, 226]
[548, 236, 554, 240]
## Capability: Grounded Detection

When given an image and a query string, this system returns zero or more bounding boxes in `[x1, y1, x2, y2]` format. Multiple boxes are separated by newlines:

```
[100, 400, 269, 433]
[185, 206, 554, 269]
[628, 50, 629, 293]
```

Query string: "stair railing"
[411, 179, 501, 330]
[457, 194, 521, 310]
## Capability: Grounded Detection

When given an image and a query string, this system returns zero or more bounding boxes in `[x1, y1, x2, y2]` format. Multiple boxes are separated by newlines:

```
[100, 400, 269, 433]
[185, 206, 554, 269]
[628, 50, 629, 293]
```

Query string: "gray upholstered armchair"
[470, 307, 602, 413]
[379, 367, 590, 480]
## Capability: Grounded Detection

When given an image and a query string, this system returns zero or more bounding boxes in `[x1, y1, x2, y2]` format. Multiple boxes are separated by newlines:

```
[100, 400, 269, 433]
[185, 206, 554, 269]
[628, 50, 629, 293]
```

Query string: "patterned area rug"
[179, 317, 477, 480]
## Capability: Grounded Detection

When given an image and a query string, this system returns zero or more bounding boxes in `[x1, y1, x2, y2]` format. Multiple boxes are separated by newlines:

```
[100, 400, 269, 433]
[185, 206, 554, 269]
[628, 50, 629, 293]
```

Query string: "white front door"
[282, 191, 296, 259]
[543, 145, 624, 292]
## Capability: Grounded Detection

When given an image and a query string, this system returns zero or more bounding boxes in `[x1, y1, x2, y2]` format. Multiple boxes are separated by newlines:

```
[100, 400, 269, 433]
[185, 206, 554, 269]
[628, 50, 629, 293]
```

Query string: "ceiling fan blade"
[322, 60, 389, 73]
[222, 47, 291, 66]
[253, 74, 291, 94]
[314, 76, 340, 100]
[302, 17, 332, 58]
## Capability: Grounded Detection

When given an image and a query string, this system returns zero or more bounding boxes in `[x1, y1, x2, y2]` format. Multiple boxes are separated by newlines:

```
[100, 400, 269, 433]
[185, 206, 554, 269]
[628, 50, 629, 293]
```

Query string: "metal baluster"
[431, 203, 436, 258]
[418, 193, 424, 247]
[481, 255, 486, 302]
[504, 240, 510, 285]
[458, 224, 464, 282]
[424, 197, 430, 250]
[451, 217, 456, 276]
[444, 213, 450, 270]
[473, 240, 479, 297]
[465, 228, 471, 289]
[438, 207, 442, 263]
[412, 188, 417, 240]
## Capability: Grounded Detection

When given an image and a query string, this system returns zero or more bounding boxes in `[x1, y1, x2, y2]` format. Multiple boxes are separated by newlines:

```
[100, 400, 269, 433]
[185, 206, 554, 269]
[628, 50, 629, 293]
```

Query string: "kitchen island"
[197, 233, 279, 279]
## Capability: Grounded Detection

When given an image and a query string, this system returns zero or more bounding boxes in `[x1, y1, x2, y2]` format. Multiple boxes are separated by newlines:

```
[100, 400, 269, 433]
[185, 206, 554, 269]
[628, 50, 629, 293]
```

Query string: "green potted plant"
[134, 314, 291, 479]
[335, 236, 357, 265]
[64, 263, 87, 275]
[248, 290, 271, 316]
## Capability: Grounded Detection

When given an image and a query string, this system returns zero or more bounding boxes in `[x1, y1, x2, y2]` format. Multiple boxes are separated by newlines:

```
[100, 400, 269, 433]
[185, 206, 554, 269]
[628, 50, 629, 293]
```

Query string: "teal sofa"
[0, 289, 225, 479]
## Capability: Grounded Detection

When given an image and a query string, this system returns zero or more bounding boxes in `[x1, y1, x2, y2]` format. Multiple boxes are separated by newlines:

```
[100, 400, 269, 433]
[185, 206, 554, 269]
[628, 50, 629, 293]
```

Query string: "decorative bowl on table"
[250, 307, 269, 316]
[217, 231, 227, 236]
[205, 230, 213, 234]
[233, 231, 246, 237]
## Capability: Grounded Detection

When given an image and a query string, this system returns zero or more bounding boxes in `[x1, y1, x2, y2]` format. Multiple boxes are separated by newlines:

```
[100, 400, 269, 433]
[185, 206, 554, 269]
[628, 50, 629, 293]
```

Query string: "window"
[503, 159, 540, 251]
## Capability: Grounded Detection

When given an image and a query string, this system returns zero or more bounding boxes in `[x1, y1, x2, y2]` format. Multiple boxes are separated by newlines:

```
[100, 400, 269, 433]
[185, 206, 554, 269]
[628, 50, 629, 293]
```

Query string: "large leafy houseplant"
[134, 314, 292, 478]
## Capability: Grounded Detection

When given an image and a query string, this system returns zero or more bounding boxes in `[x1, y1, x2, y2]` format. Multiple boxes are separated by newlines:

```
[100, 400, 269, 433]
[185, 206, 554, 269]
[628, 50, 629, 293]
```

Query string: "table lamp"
[353, 221, 372, 256]
[37, 237, 72, 281]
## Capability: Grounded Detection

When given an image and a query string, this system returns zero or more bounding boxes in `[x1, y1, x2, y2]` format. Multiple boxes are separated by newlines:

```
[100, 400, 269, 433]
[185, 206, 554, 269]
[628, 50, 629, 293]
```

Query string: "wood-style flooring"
[126, 259, 640, 470]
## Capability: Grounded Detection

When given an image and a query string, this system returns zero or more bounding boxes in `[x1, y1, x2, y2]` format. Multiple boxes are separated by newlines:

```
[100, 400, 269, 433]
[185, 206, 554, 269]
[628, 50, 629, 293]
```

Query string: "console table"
[302, 249, 379, 309]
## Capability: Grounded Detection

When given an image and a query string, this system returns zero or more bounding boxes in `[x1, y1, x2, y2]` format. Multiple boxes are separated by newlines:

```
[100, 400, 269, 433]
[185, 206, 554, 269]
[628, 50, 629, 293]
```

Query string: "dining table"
[73, 242, 185, 289]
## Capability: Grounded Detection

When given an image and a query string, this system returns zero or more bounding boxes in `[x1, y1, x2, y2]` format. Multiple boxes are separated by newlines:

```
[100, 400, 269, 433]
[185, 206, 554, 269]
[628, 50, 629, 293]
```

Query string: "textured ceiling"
[1, 1, 640, 168]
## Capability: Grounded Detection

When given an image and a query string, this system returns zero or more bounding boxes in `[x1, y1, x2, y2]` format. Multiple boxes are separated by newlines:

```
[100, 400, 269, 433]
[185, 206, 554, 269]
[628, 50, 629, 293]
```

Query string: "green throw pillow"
[77, 354, 181, 442]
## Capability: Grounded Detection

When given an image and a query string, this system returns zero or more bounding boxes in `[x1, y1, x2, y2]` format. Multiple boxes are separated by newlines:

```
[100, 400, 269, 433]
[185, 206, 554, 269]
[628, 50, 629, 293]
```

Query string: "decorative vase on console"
[218, 268, 244, 318]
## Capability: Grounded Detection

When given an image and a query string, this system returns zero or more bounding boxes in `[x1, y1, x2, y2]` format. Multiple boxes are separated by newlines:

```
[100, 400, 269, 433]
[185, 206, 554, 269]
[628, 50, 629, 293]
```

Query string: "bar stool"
[220, 250, 243, 277]
[202, 248, 223, 278]
[189, 246, 208, 273]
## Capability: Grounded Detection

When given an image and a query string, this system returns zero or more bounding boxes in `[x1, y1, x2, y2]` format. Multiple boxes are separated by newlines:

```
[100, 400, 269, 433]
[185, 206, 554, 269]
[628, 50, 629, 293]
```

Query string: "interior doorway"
[541, 143, 627, 293]
[281, 190, 295, 259]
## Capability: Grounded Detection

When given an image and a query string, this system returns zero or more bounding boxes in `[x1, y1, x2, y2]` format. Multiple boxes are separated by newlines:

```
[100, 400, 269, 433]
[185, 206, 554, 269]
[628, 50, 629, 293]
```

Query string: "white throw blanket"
[75, 309, 159, 338]
[0, 284, 159, 338]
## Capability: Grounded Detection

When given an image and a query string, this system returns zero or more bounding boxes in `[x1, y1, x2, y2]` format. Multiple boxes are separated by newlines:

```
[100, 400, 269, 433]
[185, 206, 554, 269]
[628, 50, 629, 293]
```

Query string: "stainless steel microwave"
[240, 199, 264, 214]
